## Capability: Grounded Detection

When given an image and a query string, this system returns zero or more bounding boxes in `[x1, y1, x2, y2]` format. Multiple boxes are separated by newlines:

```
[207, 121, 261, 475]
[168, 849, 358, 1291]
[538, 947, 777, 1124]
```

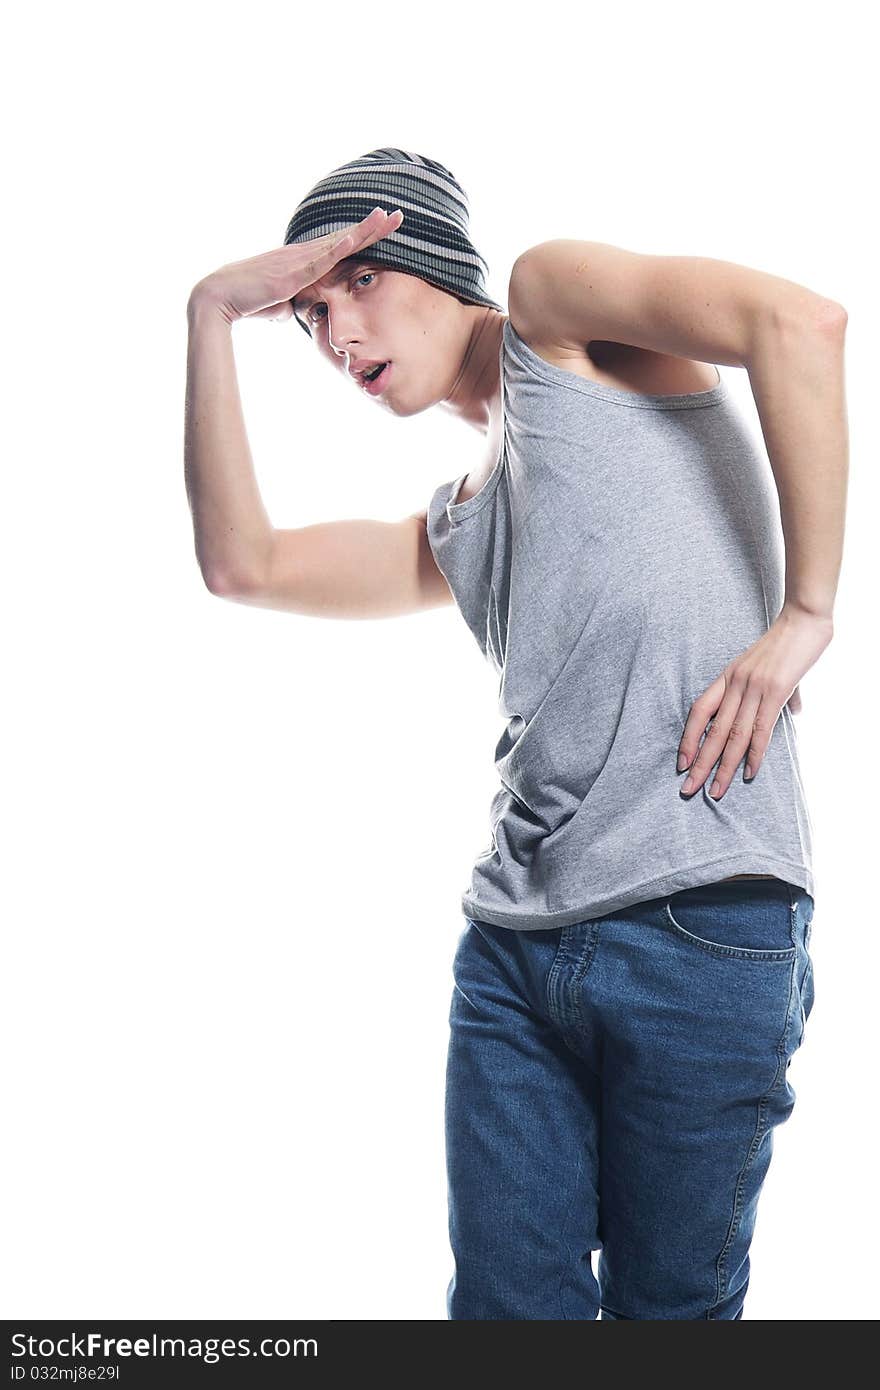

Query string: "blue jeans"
[444, 877, 815, 1319]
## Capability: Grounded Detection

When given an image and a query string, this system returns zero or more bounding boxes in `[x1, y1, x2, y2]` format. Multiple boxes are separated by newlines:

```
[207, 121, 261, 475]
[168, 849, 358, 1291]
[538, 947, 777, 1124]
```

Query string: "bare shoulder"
[507, 247, 720, 396]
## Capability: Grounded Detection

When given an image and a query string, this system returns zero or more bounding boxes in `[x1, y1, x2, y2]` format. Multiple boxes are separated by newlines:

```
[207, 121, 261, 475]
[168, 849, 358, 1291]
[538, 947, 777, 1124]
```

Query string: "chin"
[380, 388, 434, 419]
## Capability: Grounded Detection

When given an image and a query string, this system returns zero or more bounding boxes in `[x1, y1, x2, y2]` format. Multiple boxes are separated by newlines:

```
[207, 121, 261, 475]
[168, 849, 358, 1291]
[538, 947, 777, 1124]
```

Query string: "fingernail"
[677, 753, 688, 772]
[744, 764, 754, 779]
[681, 776, 694, 794]
[710, 780, 721, 797]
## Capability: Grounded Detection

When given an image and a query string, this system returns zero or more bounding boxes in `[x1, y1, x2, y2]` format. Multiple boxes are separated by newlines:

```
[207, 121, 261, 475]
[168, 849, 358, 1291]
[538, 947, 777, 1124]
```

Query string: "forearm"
[745, 305, 848, 625]
[184, 290, 274, 591]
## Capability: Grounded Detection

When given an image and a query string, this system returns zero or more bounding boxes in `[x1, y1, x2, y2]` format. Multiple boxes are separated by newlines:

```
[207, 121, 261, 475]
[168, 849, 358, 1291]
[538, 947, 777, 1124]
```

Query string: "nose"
[327, 312, 362, 360]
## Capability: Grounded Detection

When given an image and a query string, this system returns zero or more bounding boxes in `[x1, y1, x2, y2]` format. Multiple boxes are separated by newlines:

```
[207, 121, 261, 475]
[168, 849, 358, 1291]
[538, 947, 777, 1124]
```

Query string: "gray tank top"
[427, 318, 815, 930]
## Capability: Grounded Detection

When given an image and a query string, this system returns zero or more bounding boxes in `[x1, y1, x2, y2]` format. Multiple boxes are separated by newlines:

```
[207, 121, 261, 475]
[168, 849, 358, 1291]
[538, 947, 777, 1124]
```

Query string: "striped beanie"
[283, 147, 504, 337]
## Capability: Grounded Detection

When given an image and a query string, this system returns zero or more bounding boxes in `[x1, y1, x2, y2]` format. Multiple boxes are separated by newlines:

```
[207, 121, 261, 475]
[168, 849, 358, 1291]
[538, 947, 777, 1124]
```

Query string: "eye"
[307, 271, 377, 326]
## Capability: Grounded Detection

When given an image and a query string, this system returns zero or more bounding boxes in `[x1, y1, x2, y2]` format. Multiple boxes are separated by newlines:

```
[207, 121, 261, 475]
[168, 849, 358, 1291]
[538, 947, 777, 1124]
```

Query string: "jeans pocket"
[663, 879, 798, 962]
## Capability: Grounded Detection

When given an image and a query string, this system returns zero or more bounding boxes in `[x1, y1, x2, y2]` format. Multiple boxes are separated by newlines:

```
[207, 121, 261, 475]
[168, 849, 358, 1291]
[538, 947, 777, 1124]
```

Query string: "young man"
[185, 149, 847, 1319]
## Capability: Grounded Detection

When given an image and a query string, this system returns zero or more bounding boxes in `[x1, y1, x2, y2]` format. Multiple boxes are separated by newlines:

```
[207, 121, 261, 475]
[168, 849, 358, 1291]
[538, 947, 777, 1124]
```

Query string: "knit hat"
[283, 147, 505, 337]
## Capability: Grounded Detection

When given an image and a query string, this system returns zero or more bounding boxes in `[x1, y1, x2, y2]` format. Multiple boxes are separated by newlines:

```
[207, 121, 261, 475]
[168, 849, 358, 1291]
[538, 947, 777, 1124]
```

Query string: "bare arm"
[511, 239, 848, 621]
[231, 510, 454, 619]
[184, 289, 452, 616]
[184, 291, 274, 590]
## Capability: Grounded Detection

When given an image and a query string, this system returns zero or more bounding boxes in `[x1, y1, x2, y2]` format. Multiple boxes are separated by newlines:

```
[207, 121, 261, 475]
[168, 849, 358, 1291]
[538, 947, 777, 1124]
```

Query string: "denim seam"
[546, 923, 574, 1030]
[708, 895, 800, 1312]
[557, 1143, 588, 1321]
[546, 923, 601, 1063]
[570, 922, 601, 1029]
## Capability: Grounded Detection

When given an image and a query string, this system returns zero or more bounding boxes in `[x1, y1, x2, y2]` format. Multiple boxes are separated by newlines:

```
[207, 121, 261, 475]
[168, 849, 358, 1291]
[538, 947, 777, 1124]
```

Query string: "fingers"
[676, 614, 818, 802]
[374, 207, 404, 235]
[321, 207, 403, 258]
[294, 209, 381, 272]
[287, 208, 403, 306]
[676, 674, 724, 778]
[700, 684, 763, 799]
[679, 674, 781, 800]
[740, 694, 778, 782]
[680, 681, 739, 798]
[348, 206, 404, 252]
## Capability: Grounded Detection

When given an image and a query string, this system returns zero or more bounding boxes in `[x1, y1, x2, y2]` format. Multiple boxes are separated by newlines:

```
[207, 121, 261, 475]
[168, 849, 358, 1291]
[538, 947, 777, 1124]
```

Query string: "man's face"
[291, 255, 468, 417]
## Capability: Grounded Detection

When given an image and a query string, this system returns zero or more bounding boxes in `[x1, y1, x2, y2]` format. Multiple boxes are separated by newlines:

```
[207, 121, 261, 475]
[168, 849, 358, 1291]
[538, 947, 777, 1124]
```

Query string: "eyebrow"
[292, 258, 369, 319]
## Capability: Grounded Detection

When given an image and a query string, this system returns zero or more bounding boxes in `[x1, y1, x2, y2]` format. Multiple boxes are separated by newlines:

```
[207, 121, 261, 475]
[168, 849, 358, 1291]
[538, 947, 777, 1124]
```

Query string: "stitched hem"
[461, 854, 815, 931]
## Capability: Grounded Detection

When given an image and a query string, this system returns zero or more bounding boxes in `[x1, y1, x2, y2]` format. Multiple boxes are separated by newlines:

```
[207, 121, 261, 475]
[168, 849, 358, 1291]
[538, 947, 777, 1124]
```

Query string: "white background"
[4, 0, 873, 1321]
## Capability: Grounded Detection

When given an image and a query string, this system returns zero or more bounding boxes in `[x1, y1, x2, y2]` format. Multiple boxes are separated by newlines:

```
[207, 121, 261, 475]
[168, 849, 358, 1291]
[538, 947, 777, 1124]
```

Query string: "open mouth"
[361, 361, 391, 396]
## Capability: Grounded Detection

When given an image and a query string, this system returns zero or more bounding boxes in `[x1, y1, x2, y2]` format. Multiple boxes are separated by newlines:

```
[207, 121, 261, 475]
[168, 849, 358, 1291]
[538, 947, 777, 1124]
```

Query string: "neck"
[440, 308, 508, 434]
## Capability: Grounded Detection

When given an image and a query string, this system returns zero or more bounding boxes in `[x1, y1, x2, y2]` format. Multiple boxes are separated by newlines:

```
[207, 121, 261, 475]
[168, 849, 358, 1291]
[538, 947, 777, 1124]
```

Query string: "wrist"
[187, 282, 237, 330]
[780, 597, 834, 631]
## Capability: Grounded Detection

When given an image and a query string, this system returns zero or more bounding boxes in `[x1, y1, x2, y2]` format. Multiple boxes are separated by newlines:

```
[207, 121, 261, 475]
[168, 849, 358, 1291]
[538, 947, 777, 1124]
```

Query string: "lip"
[362, 361, 392, 397]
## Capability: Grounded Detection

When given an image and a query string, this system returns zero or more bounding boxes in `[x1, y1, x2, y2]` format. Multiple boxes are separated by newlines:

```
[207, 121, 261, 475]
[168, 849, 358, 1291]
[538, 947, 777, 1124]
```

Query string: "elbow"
[200, 532, 273, 599]
[202, 567, 230, 597]
[203, 566, 254, 598]
[762, 296, 847, 347]
[814, 298, 848, 336]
